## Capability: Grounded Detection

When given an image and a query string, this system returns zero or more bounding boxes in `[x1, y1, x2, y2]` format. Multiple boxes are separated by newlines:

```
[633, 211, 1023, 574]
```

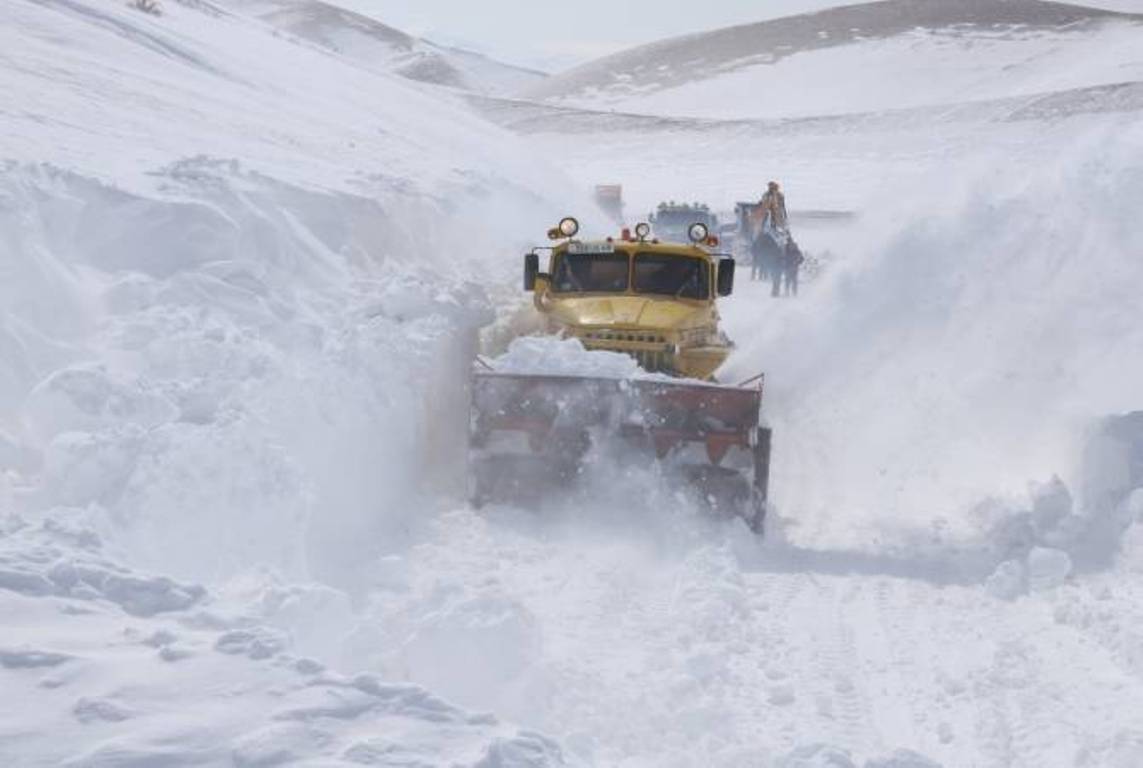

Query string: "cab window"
[552, 253, 629, 293]
[633, 253, 709, 299]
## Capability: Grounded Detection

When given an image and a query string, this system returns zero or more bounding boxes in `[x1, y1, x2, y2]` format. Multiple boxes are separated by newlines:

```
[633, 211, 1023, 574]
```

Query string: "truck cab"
[649, 202, 719, 245]
[524, 219, 736, 381]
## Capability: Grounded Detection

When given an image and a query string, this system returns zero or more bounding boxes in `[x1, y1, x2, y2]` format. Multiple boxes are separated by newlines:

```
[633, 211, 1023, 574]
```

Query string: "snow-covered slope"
[253, 0, 547, 95]
[0, 0, 578, 763]
[522, 0, 1143, 118]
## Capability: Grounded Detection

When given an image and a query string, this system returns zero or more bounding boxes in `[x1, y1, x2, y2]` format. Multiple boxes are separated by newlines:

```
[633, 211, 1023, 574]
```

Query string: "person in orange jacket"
[761, 181, 788, 231]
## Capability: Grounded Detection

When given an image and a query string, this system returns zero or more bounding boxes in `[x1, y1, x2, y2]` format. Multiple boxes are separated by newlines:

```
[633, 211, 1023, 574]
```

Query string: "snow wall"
[0, 160, 556, 589]
[723, 118, 1143, 553]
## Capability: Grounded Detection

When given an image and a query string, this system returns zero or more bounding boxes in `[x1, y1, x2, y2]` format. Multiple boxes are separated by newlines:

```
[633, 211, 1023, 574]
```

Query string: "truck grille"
[581, 332, 674, 373]
[583, 331, 666, 345]
[630, 348, 673, 373]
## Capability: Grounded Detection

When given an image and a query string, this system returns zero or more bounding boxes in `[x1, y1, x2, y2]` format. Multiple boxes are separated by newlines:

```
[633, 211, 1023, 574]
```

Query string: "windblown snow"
[3, 0, 1143, 766]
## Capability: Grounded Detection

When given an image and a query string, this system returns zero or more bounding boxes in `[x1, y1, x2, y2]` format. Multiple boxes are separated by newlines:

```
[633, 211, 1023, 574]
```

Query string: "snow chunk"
[99, 573, 205, 617]
[474, 730, 567, 768]
[986, 559, 1026, 600]
[768, 684, 797, 706]
[0, 647, 73, 668]
[24, 367, 176, 445]
[158, 645, 195, 663]
[41, 431, 143, 508]
[350, 674, 470, 724]
[865, 749, 944, 768]
[1026, 547, 1072, 590]
[777, 743, 857, 768]
[231, 723, 330, 766]
[1120, 518, 1143, 573]
[293, 657, 325, 675]
[215, 627, 287, 660]
[73, 697, 133, 724]
[1030, 475, 1072, 534]
[490, 337, 640, 378]
[0, 567, 55, 596]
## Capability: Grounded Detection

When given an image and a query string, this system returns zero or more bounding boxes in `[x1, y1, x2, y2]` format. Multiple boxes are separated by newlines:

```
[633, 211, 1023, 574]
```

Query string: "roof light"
[634, 222, 651, 240]
[558, 216, 580, 238]
[687, 222, 709, 243]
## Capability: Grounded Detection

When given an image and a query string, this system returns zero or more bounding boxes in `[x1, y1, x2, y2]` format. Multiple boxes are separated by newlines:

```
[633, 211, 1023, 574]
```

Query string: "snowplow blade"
[469, 371, 771, 531]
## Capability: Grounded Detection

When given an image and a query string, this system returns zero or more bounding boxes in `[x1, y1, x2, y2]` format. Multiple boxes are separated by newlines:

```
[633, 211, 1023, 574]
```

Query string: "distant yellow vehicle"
[471, 217, 771, 533]
[525, 219, 737, 380]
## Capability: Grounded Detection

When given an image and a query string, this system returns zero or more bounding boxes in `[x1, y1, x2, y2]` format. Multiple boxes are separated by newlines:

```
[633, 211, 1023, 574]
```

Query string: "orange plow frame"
[469, 371, 771, 530]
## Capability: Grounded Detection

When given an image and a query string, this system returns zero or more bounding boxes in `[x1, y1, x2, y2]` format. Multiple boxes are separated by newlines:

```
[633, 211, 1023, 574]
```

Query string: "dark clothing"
[783, 264, 798, 296]
[750, 231, 778, 281]
[783, 242, 804, 297]
[751, 255, 765, 281]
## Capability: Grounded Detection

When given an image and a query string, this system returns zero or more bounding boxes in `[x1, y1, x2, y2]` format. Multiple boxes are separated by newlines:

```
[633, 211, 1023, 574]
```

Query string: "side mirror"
[717, 258, 735, 297]
[524, 252, 539, 291]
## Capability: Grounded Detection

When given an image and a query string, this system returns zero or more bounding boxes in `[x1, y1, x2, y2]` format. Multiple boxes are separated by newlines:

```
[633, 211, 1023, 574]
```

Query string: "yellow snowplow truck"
[470, 217, 772, 532]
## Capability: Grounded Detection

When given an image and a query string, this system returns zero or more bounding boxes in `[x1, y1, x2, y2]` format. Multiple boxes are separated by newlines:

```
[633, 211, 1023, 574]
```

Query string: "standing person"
[746, 203, 766, 281]
[749, 220, 767, 281]
[772, 240, 790, 297]
[784, 239, 805, 297]
[759, 181, 789, 295]
[749, 235, 761, 281]
[760, 181, 788, 233]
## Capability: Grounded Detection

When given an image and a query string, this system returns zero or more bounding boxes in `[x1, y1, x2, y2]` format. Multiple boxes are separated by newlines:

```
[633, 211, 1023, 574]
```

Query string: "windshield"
[633, 253, 709, 299]
[552, 252, 629, 293]
[656, 210, 714, 228]
[652, 210, 717, 243]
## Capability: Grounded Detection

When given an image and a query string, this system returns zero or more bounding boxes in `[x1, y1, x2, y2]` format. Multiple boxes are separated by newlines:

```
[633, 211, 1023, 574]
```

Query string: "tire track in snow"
[864, 577, 971, 759]
[866, 579, 930, 750]
[824, 581, 878, 751]
[771, 574, 876, 753]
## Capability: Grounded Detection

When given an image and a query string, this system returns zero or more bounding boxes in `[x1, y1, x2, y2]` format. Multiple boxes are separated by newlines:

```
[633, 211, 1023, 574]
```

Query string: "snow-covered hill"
[522, 0, 1143, 118]
[253, 0, 547, 95]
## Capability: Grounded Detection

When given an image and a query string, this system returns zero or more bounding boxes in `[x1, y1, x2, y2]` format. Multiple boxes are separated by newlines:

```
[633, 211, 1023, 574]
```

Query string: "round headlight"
[558, 217, 580, 238]
[634, 222, 651, 239]
[687, 222, 709, 243]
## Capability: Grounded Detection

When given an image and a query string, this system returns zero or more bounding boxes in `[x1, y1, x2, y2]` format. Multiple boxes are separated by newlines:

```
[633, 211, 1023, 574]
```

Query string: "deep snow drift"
[3, 0, 1143, 766]
[0, 0, 579, 763]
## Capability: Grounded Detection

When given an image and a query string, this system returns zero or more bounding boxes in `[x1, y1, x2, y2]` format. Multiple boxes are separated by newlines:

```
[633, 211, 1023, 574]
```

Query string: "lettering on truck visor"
[567, 242, 616, 255]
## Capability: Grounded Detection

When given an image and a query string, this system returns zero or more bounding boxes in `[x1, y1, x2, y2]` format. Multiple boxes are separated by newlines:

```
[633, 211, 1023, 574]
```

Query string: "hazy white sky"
[342, 1, 1143, 71]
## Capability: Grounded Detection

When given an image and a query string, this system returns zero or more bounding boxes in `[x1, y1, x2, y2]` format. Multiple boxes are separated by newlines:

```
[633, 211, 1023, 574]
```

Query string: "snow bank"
[0, 0, 587, 584]
[0, 0, 583, 762]
[0, 163, 499, 587]
[722, 119, 1143, 548]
